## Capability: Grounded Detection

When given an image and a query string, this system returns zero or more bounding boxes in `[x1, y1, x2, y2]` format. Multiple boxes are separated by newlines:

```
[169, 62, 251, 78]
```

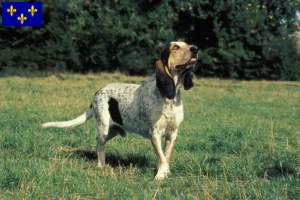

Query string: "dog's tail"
[41, 108, 93, 128]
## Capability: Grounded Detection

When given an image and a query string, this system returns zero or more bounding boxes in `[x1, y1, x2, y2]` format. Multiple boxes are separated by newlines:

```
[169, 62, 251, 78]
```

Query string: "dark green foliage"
[0, 0, 299, 79]
[210, 0, 300, 80]
[66, 0, 177, 74]
[175, 0, 300, 80]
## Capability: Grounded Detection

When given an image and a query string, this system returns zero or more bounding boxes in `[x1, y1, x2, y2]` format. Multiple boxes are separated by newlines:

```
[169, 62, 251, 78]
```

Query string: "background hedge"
[0, 0, 300, 80]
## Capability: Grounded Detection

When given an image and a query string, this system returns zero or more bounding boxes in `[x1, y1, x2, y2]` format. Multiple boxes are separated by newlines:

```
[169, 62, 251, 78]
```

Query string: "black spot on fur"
[108, 97, 123, 126]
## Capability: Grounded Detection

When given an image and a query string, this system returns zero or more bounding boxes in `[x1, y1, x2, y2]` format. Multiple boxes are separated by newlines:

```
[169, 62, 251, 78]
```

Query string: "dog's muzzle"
[175, 57, 198, 71]
[175, 45, 199, 71]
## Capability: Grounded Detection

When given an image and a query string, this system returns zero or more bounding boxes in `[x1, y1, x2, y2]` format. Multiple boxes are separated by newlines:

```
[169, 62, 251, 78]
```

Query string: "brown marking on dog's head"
[156, 42, 199, 99]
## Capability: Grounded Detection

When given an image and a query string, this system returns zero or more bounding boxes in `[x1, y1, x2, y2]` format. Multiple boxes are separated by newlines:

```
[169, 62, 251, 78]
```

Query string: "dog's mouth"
[175, 57, 197, 70]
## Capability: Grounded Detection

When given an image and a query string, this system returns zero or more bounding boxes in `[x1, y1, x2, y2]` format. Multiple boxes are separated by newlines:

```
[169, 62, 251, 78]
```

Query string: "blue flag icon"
[2, 2, 42, 27]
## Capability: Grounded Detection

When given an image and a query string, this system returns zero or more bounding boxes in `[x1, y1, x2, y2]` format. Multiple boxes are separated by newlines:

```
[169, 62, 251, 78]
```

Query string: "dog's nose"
[190, 46, 199, 54]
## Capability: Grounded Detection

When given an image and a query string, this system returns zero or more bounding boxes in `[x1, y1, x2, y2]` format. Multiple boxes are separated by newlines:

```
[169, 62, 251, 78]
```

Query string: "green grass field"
[0, 73, 300, 199]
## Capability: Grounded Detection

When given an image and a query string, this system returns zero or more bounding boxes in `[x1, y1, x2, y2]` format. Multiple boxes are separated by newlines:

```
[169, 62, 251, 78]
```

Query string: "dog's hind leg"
[95, 123, 125, 167]
[96, 133, 106, 168]
[93, 91, 126, 168]
[93, 96, 111, 168]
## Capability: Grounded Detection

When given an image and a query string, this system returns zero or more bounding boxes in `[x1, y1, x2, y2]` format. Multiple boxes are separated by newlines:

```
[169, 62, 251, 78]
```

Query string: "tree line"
[0, 0, 300, 80]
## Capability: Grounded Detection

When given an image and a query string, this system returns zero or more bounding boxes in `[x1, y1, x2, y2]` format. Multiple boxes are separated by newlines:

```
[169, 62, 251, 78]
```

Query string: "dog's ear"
[161, 43, 171, 66]
[156, 60, 176, 99]
[183, 71, 194, 90]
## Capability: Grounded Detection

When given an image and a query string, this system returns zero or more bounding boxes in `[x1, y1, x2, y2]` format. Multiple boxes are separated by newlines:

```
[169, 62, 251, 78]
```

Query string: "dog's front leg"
[150, 134, 170, 180]
[164, 129, 178, 164]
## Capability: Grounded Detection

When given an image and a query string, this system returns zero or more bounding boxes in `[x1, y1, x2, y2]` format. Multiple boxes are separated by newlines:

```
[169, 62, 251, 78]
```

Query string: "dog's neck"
[171, 71, 184, 97]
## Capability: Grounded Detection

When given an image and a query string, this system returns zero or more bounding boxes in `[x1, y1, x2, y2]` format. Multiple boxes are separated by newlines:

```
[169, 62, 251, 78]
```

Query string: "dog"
[42, 41, 198, 180]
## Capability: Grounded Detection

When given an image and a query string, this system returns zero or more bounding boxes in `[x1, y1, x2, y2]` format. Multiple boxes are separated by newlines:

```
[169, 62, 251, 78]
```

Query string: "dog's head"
[156, 41, 199, 99]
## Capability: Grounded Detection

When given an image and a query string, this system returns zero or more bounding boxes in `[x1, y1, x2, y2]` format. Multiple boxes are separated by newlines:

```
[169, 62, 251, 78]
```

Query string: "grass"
[0, 72, 300, 199]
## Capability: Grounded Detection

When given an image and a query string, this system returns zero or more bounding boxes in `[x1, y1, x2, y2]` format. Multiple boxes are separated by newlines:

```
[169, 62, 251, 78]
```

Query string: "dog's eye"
[172, 45, 180, 50]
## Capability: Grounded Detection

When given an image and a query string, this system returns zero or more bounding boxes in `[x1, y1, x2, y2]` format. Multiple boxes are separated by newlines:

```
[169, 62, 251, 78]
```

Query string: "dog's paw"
[155, 174, 168, 181]
[154, 167, 170, 181]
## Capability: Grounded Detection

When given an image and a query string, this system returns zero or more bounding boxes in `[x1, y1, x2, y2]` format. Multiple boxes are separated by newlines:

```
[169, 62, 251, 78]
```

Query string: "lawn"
[0, 72, 299, 199]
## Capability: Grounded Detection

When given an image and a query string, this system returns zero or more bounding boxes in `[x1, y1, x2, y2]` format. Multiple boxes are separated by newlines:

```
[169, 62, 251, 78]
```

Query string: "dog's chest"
[153, 99, 184, 136]
[162, 100, 182, 118]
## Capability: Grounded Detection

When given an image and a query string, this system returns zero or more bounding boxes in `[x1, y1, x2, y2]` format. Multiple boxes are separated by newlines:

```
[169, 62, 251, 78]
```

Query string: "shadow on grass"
[258, 162, 298, 180]
[74, 149, 150, 168]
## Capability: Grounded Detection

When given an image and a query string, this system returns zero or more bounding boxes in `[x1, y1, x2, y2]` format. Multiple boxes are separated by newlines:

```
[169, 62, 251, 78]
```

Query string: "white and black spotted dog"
[42, 41, 198, 180]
